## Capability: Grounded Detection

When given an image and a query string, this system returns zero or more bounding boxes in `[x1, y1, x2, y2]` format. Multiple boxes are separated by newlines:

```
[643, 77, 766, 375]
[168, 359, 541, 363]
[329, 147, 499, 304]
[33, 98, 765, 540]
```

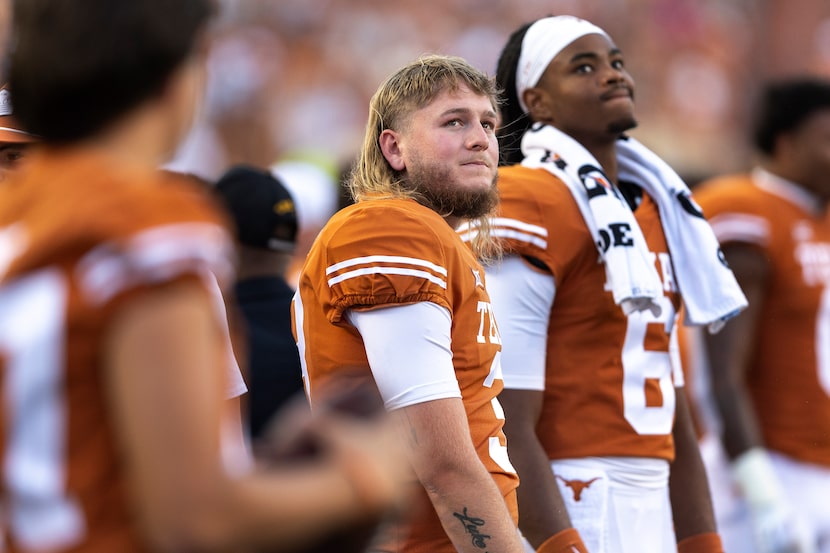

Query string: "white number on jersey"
[0, 269, 84, 549]
[621, 296, 677, 435]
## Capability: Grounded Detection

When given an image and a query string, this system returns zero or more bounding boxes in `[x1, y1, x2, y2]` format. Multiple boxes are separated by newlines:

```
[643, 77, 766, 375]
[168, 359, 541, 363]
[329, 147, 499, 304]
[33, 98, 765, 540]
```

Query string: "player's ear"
[523, 87, 554, 122]
[379, 129, 405, 171]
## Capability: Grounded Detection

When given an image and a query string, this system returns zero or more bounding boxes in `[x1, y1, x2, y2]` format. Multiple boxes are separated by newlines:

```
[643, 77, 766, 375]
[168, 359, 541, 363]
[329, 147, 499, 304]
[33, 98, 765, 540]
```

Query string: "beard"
[403, 156, 499, 220]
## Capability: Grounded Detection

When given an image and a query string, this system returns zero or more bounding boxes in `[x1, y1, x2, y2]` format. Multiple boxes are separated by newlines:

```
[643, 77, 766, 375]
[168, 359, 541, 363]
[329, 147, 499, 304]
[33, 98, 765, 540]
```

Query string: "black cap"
[215, 164, 298, 251]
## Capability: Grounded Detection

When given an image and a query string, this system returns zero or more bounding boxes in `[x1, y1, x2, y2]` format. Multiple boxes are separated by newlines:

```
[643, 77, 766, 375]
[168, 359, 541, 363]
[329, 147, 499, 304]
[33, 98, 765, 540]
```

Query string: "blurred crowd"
[162, 0, 830, 185]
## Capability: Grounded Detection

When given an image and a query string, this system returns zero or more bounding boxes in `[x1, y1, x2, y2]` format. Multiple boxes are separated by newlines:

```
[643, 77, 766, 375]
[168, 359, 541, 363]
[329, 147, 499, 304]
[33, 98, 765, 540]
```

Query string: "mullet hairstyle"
[348, 54, 502, 262]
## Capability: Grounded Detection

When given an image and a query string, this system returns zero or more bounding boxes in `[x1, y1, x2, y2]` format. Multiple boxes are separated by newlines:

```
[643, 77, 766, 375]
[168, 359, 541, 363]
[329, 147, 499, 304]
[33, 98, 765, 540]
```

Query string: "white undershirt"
[205, 272, 248, 399]
[346, 302, 462, 410]
[484, 255, 555, 391]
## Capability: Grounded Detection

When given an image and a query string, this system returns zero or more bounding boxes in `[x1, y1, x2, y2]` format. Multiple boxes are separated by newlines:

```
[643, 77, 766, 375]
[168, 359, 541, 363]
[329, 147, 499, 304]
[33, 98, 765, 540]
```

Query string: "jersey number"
[0, 270, 83, 549]
[621, 296, 676, 435]
[479, 302, 515, 473]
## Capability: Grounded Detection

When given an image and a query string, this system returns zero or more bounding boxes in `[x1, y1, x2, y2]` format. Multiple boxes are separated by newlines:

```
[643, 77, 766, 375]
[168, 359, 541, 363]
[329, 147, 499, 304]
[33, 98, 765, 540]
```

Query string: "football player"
[482, 15, 746, 553]
[294, 54, 527, 553]
[689, 77, 830, 553]
[0, 0, 408, 551]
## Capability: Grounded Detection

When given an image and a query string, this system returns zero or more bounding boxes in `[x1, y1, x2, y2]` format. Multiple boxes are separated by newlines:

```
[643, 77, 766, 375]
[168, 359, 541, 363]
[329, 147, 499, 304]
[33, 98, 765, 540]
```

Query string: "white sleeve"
[485, 255, 555, 391]
[346, 302, 462, 410]
[205, 272, 248, 399]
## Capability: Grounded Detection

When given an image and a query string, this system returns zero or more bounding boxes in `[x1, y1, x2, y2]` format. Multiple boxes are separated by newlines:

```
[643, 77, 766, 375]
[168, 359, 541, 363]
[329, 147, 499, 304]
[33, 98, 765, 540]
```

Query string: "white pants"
[700, 432, 830, 552]
[545, 457, 677, 553]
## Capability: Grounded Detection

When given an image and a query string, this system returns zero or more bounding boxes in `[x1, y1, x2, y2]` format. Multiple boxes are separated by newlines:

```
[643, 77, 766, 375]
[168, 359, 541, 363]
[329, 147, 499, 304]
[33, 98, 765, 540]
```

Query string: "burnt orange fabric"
[0, 148, 233, 552]
[494, 165, 681, 461]
[695, 174, 830, 466]
[677, 531, 725, 553]
[536, 527, 588, 553]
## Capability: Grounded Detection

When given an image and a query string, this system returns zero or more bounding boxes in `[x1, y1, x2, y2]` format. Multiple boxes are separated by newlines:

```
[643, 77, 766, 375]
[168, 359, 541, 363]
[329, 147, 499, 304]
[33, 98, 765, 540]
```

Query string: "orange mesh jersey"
[294, 198, 519, 553]
[0, 149, 234, 552]
[693, 173, 830, 466]
[493, 165, 682, 461]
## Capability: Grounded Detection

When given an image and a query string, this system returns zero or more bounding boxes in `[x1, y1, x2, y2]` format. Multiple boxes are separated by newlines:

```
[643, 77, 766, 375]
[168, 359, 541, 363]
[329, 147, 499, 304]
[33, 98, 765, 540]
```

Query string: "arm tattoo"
[453, 507, 491, 550]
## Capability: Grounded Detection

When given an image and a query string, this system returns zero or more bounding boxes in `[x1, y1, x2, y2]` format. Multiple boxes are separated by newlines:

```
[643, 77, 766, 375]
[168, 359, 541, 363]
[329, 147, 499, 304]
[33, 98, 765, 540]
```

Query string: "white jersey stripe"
[458, 229, 478, 244]
[328, 267, 447, 289]
[459, 218, 548, 247]
[492, 228, 548, 250]
[491, 217, 548, 237]
[292, 289, 312, 401]
[708, 214, 770, 247]
[326, 255, 447, 277]
[76, 222, 232, 305]
[457, 217, 548, 238]
[0, 269, 85, 550]
[454, 220, 476, 235]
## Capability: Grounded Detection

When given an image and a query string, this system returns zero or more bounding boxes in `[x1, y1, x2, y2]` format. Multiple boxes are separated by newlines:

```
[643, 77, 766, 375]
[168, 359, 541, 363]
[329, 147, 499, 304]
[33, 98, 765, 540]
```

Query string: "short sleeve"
[322, 204, 453, 323]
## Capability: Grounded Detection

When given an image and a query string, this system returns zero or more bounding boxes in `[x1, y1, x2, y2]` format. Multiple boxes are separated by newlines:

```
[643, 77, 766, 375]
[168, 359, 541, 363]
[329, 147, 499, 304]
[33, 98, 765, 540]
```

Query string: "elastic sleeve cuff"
[536, 528, 588, 553]
[677, 532, 725, 553]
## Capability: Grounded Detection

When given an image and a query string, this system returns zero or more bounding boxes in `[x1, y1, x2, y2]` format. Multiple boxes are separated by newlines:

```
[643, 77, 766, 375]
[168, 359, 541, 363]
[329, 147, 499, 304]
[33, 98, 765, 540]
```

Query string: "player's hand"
[255, 389, 412, 553]
[258, 386, 412, 515]
[732, 448, 816, 553]
[748, 502, 815, 553]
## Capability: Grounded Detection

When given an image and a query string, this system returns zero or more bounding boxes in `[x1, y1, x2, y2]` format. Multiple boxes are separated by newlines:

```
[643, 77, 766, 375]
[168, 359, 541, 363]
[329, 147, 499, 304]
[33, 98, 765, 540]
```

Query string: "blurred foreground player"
[0, 0, 408, 551]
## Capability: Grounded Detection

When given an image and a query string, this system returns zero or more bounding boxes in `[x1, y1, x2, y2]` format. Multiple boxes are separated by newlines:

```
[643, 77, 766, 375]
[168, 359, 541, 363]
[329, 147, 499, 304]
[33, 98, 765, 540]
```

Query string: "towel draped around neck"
[520, 123, 747, 331]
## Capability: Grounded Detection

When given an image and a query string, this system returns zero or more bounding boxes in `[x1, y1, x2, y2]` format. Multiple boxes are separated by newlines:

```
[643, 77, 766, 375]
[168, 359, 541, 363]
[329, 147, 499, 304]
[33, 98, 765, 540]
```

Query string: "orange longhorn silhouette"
[556, 475, 601, 502]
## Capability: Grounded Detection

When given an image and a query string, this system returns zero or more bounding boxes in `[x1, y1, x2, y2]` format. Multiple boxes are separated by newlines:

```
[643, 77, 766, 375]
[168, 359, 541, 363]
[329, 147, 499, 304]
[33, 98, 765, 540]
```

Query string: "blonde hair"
[348, 54, 502, 261]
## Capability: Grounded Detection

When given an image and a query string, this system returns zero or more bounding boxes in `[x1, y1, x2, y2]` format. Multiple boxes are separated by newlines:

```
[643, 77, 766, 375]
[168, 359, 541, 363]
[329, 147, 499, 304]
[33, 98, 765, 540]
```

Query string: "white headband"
[516, 16, 609, 113]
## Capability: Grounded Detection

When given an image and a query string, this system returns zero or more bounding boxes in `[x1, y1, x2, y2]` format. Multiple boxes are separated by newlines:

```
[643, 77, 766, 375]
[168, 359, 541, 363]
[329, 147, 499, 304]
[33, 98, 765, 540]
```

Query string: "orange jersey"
[693, 172, 830, 466]
[294, 198, 519, 553]
[494, 165, 682, 461]
[0, 149, 234, 552]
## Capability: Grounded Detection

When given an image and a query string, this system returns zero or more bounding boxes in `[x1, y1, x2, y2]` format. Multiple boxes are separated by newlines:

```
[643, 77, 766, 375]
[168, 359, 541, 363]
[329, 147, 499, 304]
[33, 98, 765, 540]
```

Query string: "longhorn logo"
[556, 475, 601, 502]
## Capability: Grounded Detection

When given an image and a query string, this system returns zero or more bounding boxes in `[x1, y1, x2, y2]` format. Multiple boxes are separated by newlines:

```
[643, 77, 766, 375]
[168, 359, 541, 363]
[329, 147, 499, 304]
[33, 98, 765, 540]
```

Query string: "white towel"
[520, 124, 747, 331]
[521, 123, 664, 317]
[615, 135, 748, 329]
